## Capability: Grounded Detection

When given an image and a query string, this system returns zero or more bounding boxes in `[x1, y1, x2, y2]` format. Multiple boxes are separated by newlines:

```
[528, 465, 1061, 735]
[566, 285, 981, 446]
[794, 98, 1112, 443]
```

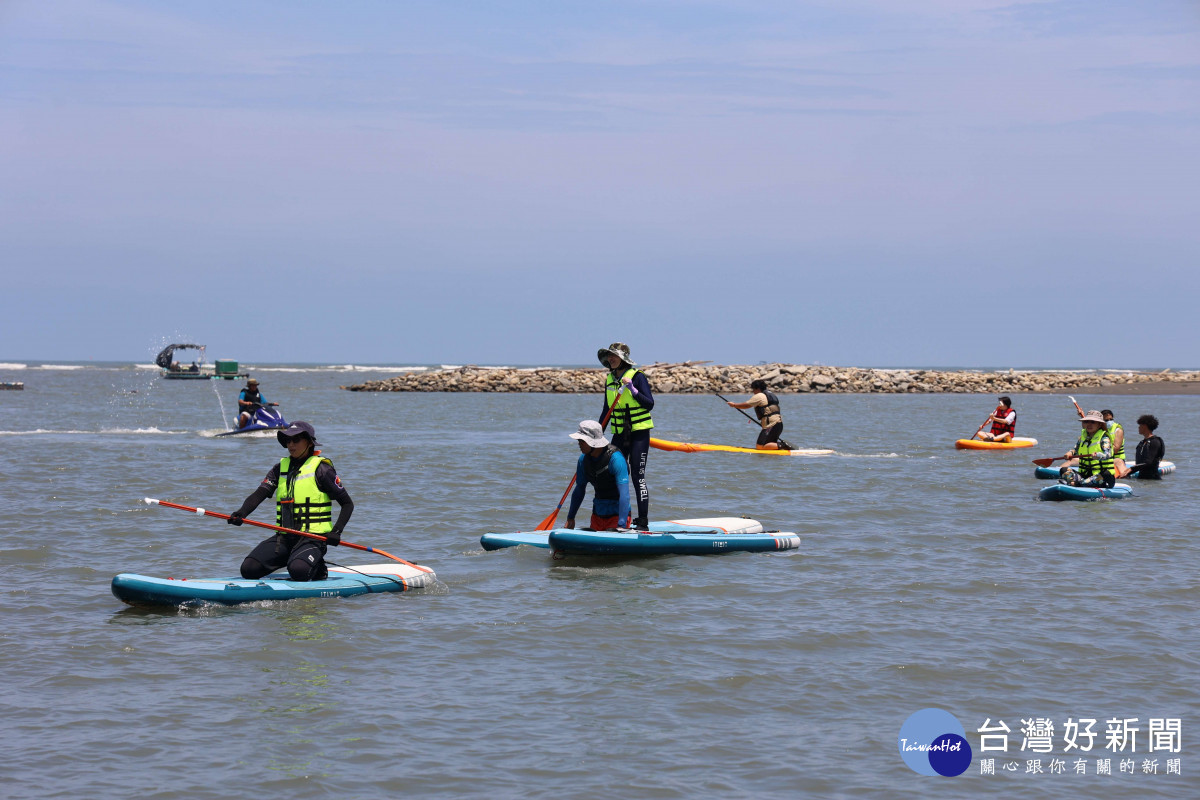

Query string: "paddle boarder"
[727, 379, 789, 450]
[975, 396, 1016, 442]
[236, 378, 278, 429]
[565, 419, 631, 532]
[227, 421, 354, 581]
[1127, 414, 1165, 479]
[1100, 410, 1127, 477]
[598, 342, 653, 530]
[1058, 410, 1115, 488]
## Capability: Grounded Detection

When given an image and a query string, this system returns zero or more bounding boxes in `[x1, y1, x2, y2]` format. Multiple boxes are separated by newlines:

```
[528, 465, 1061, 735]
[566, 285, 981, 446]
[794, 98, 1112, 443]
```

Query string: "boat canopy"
[155, 343, 207, 369]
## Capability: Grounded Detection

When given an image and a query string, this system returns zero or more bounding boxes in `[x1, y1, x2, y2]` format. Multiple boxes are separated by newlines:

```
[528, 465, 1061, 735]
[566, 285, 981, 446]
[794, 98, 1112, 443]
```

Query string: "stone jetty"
[342, 363, 1200, 394]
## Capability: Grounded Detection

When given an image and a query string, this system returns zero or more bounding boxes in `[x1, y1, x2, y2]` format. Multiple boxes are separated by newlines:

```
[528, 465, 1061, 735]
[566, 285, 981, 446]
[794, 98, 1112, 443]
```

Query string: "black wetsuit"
[234, 457, 353, 581]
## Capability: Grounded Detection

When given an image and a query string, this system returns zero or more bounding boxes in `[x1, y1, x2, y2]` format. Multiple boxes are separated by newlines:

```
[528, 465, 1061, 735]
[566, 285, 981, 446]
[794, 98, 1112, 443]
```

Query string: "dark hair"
[750, 379, 767, 391]
[998, 396, 1011, 407]
[1101, 409, 1114, 418]
[1137, 414, 1158, 431]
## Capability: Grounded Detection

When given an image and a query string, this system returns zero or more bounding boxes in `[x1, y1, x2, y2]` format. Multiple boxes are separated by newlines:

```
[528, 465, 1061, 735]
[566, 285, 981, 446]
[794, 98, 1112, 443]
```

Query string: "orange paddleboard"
[954, 437, 1037, 450]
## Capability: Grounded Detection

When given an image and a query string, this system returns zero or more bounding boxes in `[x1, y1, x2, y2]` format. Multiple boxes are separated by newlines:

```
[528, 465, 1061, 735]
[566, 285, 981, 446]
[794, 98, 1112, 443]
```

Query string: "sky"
[2, 0, 1199, 367]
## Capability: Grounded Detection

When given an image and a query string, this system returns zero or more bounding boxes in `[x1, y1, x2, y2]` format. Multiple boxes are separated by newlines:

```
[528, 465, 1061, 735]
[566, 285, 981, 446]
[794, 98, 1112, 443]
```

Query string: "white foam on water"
[0, 363, 28, 369]
[0, 427, 186, 436]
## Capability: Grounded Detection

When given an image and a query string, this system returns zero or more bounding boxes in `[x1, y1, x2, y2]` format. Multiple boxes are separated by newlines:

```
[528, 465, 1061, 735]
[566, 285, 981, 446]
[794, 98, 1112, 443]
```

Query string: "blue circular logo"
[898, 708, 972, 776]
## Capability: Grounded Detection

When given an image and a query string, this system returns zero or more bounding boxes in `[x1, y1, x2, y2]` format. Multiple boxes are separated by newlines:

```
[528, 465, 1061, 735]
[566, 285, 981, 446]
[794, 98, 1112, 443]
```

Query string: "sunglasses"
[280, 435, 309, 445]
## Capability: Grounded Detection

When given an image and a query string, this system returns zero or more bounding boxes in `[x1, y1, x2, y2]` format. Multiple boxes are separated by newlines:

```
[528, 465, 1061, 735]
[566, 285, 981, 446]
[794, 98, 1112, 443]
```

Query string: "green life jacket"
[276, 454, 333, 533]
[1075, 428, 1114, 478]
[1107, 422, 1125, 460]
[605, 367, 654, 435]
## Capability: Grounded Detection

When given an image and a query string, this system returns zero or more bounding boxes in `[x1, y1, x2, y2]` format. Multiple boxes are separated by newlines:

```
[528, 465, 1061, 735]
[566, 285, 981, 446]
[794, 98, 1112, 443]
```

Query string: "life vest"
[275, 454, 333, 533]
[990, 406, 1016, 437]
[754, 391, 782, 428]
[241, 388, 263, 405]
[583, 445, 621, 501]
[1108, 422, 1125, 460]
[1074, 429, 1114, 478]
[605, 368, 654, 435]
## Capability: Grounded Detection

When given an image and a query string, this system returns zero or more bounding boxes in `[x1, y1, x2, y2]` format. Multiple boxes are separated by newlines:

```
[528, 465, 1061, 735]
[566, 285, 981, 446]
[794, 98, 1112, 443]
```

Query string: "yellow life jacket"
[275, 454, 333, 533]
[1075, 429, 1114, 477]
[605, 368, 654, 435]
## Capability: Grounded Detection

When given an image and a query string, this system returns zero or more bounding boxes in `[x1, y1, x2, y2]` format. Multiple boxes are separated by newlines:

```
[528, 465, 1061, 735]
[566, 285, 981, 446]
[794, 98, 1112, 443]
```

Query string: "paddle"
[714, 392, 796, 450]
[144, 497, 431, 572]
[534, 385, 626, 531]
[968, 413, 993, 442]
[1068, 395, 1084, 417]
[1032, 456, 1070, 467]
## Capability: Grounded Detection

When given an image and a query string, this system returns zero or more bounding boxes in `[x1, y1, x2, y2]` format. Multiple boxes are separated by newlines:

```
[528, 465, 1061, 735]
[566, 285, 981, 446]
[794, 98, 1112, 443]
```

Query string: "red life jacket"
[990, 406, 1016, 436]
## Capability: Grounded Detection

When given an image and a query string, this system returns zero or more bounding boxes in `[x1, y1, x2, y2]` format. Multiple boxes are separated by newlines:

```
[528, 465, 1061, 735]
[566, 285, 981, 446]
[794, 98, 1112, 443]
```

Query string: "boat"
[0, 382, 23, 390]
[156, 344, 246, 380]
[954, 437, 1038, 450]
[650, 438, 835, 456]
[481, 517, 798, 555]
[1035, 462, 1175, 480]
[214, 405, 288, 437]
[1038, 483, 1133, 501]
[111, 562, 436, 607]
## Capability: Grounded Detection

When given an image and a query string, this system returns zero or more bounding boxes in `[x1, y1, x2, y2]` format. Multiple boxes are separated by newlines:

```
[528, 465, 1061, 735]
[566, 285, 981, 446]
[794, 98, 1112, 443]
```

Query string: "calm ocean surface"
[2, 362, 1196, 799]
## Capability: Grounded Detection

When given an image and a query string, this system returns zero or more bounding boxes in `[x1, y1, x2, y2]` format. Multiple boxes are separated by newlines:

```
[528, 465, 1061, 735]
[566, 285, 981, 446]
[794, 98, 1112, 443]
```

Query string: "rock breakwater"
[343, 364, 1200, 394]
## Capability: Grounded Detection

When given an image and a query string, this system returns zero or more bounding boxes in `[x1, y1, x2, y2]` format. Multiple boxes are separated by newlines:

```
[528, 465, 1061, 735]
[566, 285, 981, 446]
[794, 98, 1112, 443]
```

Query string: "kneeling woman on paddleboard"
[728, 379, 788, 450]
[227, 421, 354, 581]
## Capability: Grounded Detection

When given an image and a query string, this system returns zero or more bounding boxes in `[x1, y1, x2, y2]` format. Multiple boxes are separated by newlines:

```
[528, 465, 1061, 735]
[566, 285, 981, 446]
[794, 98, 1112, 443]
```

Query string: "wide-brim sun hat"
[1080, 410, 1105, 424]
[569, 419, 610, 448]
[278, 420, 321, 447]
[597, 342, 634, 368]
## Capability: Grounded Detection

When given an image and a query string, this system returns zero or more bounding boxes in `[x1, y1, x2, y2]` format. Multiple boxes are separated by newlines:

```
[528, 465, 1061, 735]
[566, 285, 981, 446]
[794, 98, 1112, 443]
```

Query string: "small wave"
[134, 363, 159, 370]
[33, 364, 90, 370]
[0, 427, 186, 436]
[0, 363, 28, 370]
[839, 452, 903, 458]
[250, 365, 430, 373]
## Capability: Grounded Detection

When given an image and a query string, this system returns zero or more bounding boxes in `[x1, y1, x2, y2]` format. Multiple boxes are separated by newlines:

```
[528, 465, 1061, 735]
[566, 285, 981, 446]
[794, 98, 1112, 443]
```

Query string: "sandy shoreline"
[1046, 381, 1200, 396]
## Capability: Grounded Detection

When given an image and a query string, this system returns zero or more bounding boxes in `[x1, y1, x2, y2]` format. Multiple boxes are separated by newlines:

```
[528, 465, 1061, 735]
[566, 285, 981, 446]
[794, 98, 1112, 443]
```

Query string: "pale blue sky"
[3, 1, 1198, 366]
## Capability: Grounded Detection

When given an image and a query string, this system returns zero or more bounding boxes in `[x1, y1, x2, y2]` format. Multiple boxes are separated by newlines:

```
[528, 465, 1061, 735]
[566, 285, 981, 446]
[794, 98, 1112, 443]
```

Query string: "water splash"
[212, 381, 230, 429]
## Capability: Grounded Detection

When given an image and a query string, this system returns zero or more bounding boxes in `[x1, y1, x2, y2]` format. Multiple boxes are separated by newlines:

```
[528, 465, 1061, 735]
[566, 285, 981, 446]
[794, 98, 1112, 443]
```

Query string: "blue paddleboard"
[547, 528, 800, 556]
[112, 563, 436, 607]
[1038, 483, 1133, 501]
[1035, 462, 1174, 480]
[481, 517, 766, 551]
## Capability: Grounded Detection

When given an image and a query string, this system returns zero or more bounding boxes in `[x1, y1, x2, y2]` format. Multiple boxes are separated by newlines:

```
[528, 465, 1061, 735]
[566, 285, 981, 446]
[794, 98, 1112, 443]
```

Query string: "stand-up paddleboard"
[548, 528, 800, 556]
[954, 437, 1038, 450]
[481, 517, 766, 551]
[1035, 461, 1174, 480]
[112, 563, 436, 607]
[650, 438, 834, 456]
[1038, 483, 1133, 501]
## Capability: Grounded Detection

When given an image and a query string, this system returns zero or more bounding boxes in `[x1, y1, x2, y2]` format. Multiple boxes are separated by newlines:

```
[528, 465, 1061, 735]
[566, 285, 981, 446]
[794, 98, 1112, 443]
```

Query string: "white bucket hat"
[569, 419, 610, 448]
[1080, 409, 1105, 424]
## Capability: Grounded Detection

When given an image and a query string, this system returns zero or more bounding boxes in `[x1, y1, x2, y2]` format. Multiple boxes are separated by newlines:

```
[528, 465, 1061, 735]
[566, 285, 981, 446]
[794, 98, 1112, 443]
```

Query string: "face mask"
[1105, 420, 1114, 429]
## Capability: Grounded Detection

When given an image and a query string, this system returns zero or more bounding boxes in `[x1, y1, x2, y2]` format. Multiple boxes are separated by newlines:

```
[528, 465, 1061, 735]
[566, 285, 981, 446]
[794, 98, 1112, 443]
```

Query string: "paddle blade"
[1032, 457, 1056, 467]
[534, 509, 560, 531]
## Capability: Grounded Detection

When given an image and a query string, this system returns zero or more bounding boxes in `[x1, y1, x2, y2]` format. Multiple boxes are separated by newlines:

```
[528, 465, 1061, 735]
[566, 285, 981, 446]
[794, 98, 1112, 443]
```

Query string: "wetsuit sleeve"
[235, 463, 281, 516]
[631, 372, 654, 411]
[316, 461, 354, 531]
[566, 454, 587, 521]
[612, 452, 630, 528]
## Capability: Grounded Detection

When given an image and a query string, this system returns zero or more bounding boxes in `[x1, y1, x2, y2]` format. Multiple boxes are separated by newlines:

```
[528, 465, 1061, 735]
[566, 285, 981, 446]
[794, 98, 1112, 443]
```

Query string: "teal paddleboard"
[481, 517, 766, 551]
[112, 563, 436, 607]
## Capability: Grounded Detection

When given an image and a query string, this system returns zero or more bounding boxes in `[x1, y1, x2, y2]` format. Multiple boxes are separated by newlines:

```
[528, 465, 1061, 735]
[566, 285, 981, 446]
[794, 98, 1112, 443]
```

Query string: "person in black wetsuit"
[598, 342, 654, 530]
[1127, 414, 1165, 479]
[728, 379, 788, 450]
[227, 421, 353, 581]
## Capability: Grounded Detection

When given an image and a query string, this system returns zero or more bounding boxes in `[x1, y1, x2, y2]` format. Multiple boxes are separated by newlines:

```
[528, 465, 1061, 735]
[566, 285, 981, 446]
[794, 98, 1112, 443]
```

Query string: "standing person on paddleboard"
[236, 378, 278, 430]
[727, 379, 789, 450]
[564, 420, 631, 532]
[1058, 410, 1116, 488]
[975, 396, 1016, 442]
[598, 342, 654, 530]
[227, 421, 354, 581]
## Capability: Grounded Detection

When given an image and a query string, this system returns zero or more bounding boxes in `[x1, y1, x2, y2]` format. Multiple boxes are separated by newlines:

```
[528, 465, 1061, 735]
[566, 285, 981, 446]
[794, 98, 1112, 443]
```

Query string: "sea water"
[1, 362, 1196, 799]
